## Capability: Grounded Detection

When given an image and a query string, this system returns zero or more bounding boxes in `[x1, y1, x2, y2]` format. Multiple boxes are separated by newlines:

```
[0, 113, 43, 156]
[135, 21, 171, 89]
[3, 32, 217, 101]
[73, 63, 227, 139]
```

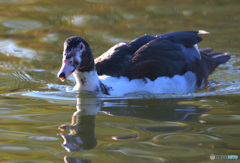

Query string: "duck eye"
[79, 43, 84, 50]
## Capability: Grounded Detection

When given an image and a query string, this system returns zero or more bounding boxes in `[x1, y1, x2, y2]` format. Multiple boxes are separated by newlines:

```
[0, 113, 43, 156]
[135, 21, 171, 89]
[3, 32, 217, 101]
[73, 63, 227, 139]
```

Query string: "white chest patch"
[73, 70, 100, 92]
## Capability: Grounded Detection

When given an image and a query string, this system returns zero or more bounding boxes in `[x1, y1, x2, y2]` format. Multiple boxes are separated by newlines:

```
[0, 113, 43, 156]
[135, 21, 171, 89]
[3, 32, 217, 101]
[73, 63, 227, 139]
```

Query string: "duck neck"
[73, 68, 110, 95]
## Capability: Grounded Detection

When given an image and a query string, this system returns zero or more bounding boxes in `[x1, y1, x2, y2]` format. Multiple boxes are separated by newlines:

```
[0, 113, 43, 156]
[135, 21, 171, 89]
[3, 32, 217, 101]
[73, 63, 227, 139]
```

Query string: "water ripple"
[152, 133, 221, 144]
[0, 144, 52, 152]
[29, 136, 59, 141]
[0, 40, 37, 58]
[3, 20, 42, 30]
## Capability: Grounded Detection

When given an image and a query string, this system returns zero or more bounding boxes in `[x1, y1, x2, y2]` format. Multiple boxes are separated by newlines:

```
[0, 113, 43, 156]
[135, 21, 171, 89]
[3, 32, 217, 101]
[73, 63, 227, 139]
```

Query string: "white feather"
[193, 44, 201, 60]
[98, 71, 198, 96]
[198, 30, 210, 34]
[73, 70, 100, 92]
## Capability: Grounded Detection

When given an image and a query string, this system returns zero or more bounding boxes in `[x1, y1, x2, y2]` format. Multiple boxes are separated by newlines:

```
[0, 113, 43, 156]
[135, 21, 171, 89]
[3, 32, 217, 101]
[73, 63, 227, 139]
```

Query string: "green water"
[0, 0, 240, 162]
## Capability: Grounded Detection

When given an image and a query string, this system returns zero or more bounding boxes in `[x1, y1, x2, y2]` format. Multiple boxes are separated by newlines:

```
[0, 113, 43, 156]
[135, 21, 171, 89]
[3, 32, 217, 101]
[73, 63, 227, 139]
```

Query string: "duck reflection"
[59, 94, 100, 152]
[58, 95, 208, 157]
[102, 98, 208, 122]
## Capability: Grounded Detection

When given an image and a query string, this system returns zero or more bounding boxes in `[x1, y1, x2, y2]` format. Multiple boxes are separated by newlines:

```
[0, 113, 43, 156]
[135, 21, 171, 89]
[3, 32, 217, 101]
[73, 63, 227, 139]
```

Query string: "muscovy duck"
[58, 31, 230, 96]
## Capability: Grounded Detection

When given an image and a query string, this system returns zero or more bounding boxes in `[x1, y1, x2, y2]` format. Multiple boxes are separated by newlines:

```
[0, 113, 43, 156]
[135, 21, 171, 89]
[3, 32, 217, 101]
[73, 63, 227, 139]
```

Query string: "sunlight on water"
[0, 0, 240, 162]
[0, 40, 37, 58]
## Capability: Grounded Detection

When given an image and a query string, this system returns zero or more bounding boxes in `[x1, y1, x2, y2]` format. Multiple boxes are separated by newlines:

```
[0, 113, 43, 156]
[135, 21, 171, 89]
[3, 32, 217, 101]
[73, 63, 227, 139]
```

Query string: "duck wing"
[95, 34, 155, 77]
[129, 31, 202, 80]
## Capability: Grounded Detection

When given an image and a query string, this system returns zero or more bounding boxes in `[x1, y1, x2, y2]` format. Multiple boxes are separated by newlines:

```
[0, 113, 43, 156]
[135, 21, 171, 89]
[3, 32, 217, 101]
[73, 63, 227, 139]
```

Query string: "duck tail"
[200, 48, 230, 74]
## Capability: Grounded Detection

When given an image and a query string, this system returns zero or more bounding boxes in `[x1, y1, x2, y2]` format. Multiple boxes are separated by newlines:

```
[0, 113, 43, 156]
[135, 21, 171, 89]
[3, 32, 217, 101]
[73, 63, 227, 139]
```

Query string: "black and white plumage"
[58, 30, 230, 96]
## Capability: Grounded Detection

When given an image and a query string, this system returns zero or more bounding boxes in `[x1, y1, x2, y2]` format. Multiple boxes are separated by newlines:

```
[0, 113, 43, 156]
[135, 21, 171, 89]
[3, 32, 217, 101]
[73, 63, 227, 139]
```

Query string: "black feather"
[65, 36, 89, 52]
[156, 31, 202, 46]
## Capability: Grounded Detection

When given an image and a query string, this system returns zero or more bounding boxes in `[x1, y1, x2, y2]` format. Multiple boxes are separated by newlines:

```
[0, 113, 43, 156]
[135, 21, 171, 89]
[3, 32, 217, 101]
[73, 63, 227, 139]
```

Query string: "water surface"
[0, 0, 240, 162]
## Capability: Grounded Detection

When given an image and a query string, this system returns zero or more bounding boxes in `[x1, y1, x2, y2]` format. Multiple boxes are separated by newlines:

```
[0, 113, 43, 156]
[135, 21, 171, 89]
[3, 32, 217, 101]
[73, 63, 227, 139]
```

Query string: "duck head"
[58, 36, 94, 81]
